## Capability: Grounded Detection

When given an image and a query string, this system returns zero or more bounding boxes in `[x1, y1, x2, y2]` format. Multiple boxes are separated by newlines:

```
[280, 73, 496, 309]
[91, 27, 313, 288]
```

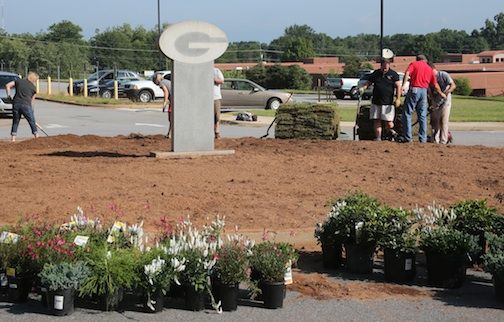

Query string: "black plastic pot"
[321, 240, 343, 269]
[219, 283, 239, 312]
[260, 281, 285, 309]
[425, 251, 467, 288]
[144, 289, 164, 313]
[0, 271, 8, 295]
[494, 274, 504, 302]
[7, 275, 32, 303]
[99, 288, 123, 311]
[166, 282, 184, 298]
[345, 243, 375, 274]
[183, 285, 205, 311]
[47, 288, 75, 316]
[384, 249, 416, 283]
[210, 274, 221, 303]
[39, 286, 49, 308]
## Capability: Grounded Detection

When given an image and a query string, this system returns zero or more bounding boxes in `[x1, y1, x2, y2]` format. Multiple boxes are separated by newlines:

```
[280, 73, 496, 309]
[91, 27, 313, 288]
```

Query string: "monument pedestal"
[150, 149, 235, 159]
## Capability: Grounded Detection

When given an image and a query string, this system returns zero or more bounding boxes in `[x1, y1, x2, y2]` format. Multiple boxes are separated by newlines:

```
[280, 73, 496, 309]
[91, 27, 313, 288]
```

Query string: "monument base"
[150, 150, 235, 159]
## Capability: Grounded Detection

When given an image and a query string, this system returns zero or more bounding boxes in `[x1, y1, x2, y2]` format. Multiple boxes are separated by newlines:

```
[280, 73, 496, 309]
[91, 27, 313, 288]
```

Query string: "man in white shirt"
[213, 68, 224, 139]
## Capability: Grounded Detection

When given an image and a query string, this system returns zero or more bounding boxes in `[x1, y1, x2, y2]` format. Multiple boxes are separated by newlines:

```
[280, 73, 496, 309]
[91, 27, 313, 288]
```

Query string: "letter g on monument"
[159, 21, 228, 64]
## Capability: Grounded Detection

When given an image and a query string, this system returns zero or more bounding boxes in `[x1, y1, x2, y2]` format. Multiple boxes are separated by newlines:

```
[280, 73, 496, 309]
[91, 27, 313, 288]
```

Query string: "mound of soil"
[1, 135, 503, 299]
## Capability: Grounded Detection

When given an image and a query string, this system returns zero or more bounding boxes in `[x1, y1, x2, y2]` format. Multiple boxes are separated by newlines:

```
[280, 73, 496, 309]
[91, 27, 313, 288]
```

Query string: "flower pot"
[384, 249, 416, 283]
[321, 240, 343, 269]
[494, 274, 504, 302]
[47, 288, 75, 316]
[183, 285, 205, 311]
[425, 251, 467, 288]
[219, 283, 239, 312]
[0, 271, 8, 294]
[260, 281, 285, 309]
[210, 274, 221, 303]
[144, 288, 164, 313]
[7, 275, 32, 303]
[39, 286, 49, 308]
[345, 243, 375, 274]
[99, 288, 123, 311]
[166, 282, 184, 298]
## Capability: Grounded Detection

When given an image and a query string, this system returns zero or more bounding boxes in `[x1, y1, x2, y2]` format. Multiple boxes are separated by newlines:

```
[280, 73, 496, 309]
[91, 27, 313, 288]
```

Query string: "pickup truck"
[326, 70, 373, 100]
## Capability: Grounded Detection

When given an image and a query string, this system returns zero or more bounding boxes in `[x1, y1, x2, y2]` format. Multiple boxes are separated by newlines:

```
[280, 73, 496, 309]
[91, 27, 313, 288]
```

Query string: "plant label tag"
[0, 232, 19, 244]
[284, 260, 293, 285]
[6, 267, 15, 277]
[405, 259, 413, 271]
[107, 221, 127, 243]
[74, 235, 89, 247]
[54, 295, 64, 310]
[9, 283, 17, 289]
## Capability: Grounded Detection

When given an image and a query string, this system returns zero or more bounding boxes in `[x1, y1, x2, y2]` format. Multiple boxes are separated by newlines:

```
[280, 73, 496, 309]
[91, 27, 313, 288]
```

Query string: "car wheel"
[350, 87, 359, 100]
[138, 90, 153, 103]
[266, 98, 281, 110]
[334, 92, 345, 100]
[101, 90, 112, 99]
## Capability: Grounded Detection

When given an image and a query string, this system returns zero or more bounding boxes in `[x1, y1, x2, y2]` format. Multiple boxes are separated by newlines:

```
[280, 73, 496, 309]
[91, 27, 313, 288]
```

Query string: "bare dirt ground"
[1, 135, 503, 299]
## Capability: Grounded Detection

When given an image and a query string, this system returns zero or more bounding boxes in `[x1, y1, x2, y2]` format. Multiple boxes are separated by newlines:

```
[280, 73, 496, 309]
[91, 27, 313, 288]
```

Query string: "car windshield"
[87, 71, 108, 81]
[0, 75, 19, 87]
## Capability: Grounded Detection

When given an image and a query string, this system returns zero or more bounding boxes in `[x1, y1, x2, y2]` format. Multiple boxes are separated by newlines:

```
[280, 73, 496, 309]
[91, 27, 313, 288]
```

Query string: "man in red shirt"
[401, 55, 446, 143]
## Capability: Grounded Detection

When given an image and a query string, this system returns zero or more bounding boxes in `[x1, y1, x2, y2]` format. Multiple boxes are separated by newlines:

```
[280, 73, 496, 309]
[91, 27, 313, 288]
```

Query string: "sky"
[2, 0, 504, 42]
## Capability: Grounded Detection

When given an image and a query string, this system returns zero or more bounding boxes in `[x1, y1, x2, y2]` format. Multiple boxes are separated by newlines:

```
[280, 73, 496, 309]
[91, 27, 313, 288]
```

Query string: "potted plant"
[376, 207, 418, 283]
[483, 233, 504, 302]
[166, 218, 221, 312]
[212, 236, 254, 311]
[79, 242, 140, 311]
[38, 261, 90, 316]
[2, 238, 34, 303]
[250, 241, 290, 309]
[138, 247, 184, 313]
[314, 200, 346, 269]
[416, 203, 480, 288]
[335, 192, 380, 274]
[449, 200, 497, 263]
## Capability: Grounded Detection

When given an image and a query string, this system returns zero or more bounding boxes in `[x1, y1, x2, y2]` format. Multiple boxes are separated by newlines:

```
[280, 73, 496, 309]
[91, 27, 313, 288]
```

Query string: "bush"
[244, 64, 312, 90]
[453, 77, 472, 96]
[375, 207, 417, 254]
[39, 261, 90, 291]
[420, 227, 479, 255]
[250, 242, 290, 283]
[483, 233, 504, 279]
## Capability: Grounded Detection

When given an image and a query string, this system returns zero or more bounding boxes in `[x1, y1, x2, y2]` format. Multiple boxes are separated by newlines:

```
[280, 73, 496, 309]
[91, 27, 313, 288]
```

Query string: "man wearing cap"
[401, 55, 446, 143]
[359, 58, 401, 141]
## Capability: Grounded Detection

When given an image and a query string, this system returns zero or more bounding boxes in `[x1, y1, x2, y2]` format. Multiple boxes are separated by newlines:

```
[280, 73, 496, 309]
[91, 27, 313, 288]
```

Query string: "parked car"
[124, 71, 171, 103]
[221, 78, 293, 110]
[329, 70, 373, 100]
[88, 78, 140, 98]
[69, 70, 140, 95]
[355, 72, 408, 100]
[0, 71, 21, 118]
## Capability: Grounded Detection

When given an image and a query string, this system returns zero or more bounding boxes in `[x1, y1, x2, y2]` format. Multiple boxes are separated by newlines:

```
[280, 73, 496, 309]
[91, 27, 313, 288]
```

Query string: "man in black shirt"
[5, 72, 39, 142]
[358, 58, 401, 141]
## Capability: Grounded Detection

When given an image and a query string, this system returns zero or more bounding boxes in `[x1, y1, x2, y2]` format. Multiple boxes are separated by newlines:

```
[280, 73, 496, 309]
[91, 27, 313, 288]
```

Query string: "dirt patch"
[289, 272, 431, 300]
[1, 135, 503, 300]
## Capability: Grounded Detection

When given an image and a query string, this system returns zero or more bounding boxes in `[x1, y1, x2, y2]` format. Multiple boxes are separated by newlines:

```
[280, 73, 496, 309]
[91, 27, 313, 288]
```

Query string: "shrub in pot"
[212, 236, 253, 311]
[449, 200, 497, 263]
[250, 241, 290, 309]
[483, 233, 504, 302]
[79, 242, 140, 311]
[335, 192, 380, 274]
[420, 227, 478, 288]
[38, 261, 90, 316]
[375, 207, 418, 283]
[1, 238, 34, 302]
[314, 201, 346, 269]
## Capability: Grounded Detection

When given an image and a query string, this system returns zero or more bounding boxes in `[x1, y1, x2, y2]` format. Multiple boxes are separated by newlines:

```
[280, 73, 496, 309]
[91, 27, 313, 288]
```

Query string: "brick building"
[216, 51, 504, 96]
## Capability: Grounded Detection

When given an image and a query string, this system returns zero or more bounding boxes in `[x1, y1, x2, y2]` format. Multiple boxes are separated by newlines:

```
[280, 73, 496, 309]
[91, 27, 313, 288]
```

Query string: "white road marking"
[44, 124, 69, 129]
[135, 123, 165, 128]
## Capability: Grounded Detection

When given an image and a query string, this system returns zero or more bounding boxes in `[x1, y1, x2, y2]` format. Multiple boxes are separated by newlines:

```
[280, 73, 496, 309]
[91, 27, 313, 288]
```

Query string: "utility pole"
[157, 0, 163, 70]
[380, 0, 384, 58]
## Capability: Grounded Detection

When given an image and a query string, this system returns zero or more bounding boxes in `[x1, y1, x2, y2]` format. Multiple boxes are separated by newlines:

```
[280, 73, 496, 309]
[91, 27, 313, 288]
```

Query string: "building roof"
[477, 50, 504, 57]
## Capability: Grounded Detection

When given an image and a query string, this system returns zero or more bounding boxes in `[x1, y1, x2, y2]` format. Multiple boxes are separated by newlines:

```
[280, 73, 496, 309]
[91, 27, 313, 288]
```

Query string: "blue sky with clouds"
[3, 0, 504, 42]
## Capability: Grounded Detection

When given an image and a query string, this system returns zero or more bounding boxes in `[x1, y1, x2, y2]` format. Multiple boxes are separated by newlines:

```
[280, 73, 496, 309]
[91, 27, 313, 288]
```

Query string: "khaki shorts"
[214, 99, 221, 124]
[370, 104, 395, 121]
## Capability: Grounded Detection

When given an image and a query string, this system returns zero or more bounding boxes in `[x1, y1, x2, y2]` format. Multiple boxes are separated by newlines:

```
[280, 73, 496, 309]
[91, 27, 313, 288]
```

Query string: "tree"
[281, 37, 315, 61]
[341, 55, 366, 77]
[0, 38, 30, 74]
[44, 20, 85, 44]
[245, 64, 267, 86]
[477, 12, 504, 49]
[285, 65, 312, 90]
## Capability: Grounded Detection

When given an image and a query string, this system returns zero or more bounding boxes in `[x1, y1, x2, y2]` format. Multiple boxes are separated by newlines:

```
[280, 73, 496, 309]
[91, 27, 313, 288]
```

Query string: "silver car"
[0, 71, 21, 118]
[221, 78, 293, 110]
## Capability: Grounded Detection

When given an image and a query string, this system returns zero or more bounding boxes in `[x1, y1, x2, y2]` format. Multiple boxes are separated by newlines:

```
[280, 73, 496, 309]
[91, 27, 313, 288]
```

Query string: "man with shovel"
[5, 72, 39, 142]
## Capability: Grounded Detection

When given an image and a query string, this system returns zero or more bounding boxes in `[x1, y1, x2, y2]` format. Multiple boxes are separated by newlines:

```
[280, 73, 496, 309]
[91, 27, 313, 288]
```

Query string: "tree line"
[0, 13, 502, 79]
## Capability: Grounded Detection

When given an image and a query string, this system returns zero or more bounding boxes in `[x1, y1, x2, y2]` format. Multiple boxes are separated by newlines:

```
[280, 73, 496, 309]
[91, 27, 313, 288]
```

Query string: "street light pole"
[157, 0, 163, 70]
[380, 0, 384, 58]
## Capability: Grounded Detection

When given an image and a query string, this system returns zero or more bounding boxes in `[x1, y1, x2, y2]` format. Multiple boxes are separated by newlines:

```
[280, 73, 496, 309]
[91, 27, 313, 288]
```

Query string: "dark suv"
[0, 71, 21, 117]
[69, 70, 139, 95]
